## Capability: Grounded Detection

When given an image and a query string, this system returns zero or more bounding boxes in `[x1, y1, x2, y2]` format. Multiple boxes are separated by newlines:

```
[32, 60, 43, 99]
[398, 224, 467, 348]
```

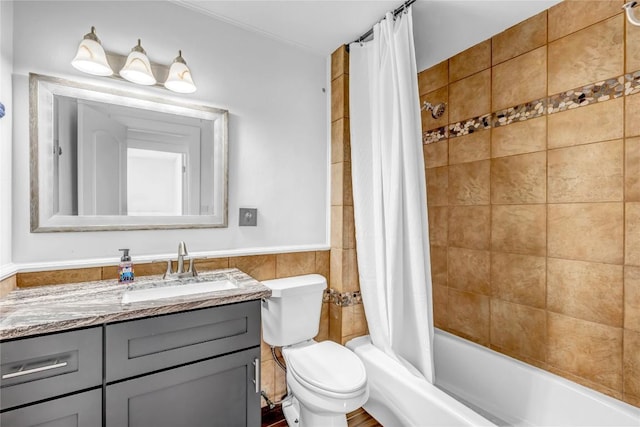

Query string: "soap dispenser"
[118, 249, 135, 284]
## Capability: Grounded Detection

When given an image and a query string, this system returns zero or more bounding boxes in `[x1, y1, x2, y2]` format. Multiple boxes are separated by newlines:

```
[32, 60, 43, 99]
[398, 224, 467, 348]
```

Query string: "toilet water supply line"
[261, 346, 288, 410]
[624, 1, 640, 26]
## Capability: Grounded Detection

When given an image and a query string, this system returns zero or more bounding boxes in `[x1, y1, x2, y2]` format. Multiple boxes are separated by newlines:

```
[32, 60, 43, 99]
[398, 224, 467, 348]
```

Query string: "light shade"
[119, 39, 156, 86]
[71, 27, 113, 77]
[164, 51, 196, 94]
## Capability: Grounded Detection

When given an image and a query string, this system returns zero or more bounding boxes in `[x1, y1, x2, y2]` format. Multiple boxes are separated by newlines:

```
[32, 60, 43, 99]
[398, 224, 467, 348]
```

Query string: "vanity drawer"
[0, 327, 103, 411]
[105, 300, 260, 382]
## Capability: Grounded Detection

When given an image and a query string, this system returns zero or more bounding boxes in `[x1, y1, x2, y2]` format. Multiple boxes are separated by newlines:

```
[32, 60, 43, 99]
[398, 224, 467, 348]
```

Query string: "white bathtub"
[347, 329, 640, 426]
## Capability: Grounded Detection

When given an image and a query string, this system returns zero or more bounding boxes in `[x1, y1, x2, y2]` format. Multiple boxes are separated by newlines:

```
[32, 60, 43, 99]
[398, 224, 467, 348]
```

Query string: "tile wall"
[1, 250, 330, 408]
[420, 0, 639, 406]
[330, 46, 369, 346]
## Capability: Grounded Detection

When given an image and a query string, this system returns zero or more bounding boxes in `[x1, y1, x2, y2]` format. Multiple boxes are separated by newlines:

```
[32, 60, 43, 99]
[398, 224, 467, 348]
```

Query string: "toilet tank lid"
[261, 274, 327, 298]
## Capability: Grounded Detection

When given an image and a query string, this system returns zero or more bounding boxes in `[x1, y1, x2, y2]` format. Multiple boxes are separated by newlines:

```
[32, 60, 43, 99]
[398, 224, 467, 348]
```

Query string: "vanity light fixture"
[120, 39, 156, 86]
[71, 27, 114, 76]
[164, 50, 196, 94]
[70, 28, 197, 93]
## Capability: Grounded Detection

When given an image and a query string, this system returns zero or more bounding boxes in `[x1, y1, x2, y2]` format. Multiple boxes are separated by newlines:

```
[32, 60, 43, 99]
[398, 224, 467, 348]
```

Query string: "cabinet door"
[105, 347, 260, 427]
[0, 388, 101, 427]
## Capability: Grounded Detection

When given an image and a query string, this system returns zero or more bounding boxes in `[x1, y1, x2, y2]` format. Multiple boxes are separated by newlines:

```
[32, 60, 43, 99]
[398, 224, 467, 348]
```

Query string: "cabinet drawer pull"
[252, 358, 260, 394]
[2, 360, 68, 380]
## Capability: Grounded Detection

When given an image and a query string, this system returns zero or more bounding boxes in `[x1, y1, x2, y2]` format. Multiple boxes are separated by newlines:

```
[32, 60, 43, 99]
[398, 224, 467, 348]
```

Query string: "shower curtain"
[349, 7, 434, 383]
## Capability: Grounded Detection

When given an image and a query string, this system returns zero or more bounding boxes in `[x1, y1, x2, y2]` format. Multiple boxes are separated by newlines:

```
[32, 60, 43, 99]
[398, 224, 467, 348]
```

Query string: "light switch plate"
[239, 208, 258, 226]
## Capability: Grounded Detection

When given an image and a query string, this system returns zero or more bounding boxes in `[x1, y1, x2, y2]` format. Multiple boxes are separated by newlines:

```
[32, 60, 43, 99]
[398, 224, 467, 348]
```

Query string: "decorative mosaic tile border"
[494, 97, 546, 127]
[324, 288, 363, 307]
[422, 70, 640, 144]
[423, 126, 448, 144]
[548, 77, 624, 114]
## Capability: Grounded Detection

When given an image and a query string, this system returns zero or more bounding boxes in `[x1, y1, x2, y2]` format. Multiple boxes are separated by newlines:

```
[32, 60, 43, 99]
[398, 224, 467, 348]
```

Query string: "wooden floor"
[262, 406, 381, 427]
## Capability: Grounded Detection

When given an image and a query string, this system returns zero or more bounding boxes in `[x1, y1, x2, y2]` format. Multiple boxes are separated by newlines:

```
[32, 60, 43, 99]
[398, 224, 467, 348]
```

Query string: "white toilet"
[261, 274, 369, 427]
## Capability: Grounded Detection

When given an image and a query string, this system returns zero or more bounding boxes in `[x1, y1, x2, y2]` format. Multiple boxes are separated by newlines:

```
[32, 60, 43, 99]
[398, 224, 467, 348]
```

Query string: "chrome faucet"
[162, 241, 198, 279]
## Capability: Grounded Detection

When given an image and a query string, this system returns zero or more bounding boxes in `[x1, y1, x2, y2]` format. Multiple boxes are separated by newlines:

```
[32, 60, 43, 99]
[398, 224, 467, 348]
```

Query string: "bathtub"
[347, 329, 640, 426]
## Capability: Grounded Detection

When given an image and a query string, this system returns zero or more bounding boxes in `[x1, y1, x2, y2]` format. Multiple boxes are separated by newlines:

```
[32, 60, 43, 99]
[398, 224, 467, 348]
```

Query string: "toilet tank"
[261, 274, 327, 347]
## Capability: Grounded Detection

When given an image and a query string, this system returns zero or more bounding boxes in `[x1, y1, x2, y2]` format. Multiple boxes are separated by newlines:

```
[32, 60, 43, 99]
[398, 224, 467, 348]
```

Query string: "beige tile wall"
[6, 250, 330, 408]
[419, 0, 639, 406]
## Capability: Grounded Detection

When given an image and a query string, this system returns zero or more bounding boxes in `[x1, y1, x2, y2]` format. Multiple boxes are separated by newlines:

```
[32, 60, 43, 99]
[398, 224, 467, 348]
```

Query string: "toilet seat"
[285, 341, 367, 399]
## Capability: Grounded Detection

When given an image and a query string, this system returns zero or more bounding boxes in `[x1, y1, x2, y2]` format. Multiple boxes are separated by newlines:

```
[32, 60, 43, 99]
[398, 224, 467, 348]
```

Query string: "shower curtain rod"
[347, 0, 417, 49]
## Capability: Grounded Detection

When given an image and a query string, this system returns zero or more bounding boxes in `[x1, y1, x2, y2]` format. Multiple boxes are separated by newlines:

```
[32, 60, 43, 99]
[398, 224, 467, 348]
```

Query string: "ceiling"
[174, 0, 561, 71]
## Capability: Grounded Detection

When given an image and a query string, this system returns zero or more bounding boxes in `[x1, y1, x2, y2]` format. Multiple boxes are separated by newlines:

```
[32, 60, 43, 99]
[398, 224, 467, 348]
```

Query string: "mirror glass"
[30, 73, 228, 232]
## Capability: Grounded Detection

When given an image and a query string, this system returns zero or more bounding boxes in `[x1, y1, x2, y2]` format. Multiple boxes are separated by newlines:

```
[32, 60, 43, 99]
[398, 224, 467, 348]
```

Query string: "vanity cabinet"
[0, 327, 103, 426]
[0, 300, 262, 427]
[105, 300, 261, 426]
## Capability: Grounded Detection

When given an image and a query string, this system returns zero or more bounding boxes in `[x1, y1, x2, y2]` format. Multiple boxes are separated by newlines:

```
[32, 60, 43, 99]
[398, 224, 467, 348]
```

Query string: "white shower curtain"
[349, 7, 434, 383]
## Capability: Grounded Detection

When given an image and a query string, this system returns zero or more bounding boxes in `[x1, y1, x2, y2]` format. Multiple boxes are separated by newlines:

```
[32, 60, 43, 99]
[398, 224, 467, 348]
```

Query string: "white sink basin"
[121, 279, 237, 304]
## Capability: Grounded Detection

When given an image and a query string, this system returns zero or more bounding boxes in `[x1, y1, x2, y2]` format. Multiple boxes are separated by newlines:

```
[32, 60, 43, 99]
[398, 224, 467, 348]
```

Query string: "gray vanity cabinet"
[106, 347, 260, 427]
[105, 300, 262, 427]
[0, 327, 103, 426]
[0, 300, 261, 426]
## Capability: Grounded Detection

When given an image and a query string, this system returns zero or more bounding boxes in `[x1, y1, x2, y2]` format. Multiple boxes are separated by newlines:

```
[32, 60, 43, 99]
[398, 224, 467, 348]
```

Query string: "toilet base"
[282, 395, 348, 427]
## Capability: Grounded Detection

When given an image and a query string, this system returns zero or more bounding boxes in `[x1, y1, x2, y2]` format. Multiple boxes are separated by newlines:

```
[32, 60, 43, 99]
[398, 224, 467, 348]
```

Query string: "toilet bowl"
[261, 275, 369, 427]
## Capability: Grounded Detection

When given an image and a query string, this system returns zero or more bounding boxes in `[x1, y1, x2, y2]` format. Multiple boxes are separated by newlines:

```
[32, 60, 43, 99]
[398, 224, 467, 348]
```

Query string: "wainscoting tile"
[548, 203, 624, 264]
[548, 0, 623, 42]
[547, 258, 623, 327]
[448, 205, 491, 250]
[0, 275, 16, 298]
[491, 151, 547, 204]
[331, 162, 345, 206]
[448, 69, 491, 123]
[430, 245, 448, 288]
[448, 160, 490, 205]
[423, 140, 448, 168]
[548, 97, 623, 149]
[428, 206, 448, 247]
[548, 15, 624, 95]
[276, 252, 316, 278]
[548, 139, 624, 203]
[447, 289, 490, 345]
[449, 39, 491, 82]
[491, 116, 547, 158]
[421, 86, 449, 131]
[261, 359, 275, 408]
[624, 266, 640, 333]
[426, 166, 448, 207]
[18, 267, 102, 288]
[448, 130, 491, 165]
[419, 60, 448, 94]
[491, 204, 546, 256]
[627, 203, 640, 266]
[623, 329, 640, 397]
[316, 302, 330, 341]
[229, 255, 276, 281]
[626, 94, 640, 137]
[547, 312, 623, 391]
[315, 251, 330, 281]
[491, 252, 546, 308]
[493, 46, 547, 111]
[194, 258, 229, 272]
[490, 299, 546, 362]
[492, 11, 547, 65]
[627, 138, 640, 201]
[447, 247, 490, 295]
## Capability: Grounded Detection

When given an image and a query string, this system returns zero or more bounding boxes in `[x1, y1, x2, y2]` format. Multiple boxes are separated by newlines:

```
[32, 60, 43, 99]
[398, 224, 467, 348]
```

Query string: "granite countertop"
[0, 268, 270, 340]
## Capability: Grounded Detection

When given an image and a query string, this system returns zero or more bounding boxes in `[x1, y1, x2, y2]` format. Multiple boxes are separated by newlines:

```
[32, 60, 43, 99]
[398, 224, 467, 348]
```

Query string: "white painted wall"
[413, 0, 562, 72]
[10, 1, 328, 269]
[0, 0, 14, 276]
